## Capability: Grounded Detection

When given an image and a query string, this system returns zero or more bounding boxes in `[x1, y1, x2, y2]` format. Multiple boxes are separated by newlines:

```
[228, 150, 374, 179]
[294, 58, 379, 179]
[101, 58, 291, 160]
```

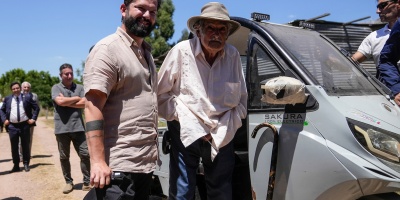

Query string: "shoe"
[24, 164, 30, 172]
[82, 183, 91, 191]
[63, 183, 74, 194]
[10, 165, 20, 173]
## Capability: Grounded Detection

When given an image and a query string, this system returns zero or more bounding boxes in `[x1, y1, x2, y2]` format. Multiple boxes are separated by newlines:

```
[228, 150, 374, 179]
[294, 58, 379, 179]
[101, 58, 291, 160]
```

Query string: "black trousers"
[8, 121, 31, 165]
[84, 172, 153, 200]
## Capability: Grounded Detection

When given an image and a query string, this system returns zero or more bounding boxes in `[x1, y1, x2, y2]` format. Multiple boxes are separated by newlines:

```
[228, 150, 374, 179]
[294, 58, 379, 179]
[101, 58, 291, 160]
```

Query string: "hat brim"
[187, 16, 241, 36]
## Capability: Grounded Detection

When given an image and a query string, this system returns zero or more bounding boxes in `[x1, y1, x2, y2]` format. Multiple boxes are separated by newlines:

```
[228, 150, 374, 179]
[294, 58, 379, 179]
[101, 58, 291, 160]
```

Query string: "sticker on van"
[264, 114, 309, 125]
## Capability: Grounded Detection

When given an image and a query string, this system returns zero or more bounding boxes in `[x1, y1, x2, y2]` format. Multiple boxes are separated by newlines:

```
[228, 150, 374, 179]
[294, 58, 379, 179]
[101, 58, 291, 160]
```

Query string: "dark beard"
[124, 16, 155, 37]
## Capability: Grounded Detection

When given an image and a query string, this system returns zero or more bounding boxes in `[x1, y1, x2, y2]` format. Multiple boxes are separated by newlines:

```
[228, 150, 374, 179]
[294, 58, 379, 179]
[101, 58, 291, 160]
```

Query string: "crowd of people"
[2, 0, 400, 199]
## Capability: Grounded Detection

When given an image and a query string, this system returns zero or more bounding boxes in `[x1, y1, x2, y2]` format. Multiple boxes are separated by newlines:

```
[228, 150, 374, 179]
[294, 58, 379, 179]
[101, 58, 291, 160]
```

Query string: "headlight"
[348, 118, 400, 163]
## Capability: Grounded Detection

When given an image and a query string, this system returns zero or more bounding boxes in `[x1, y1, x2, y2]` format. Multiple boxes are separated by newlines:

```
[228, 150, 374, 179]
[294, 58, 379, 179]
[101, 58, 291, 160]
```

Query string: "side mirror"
[261, 76, 308, 105]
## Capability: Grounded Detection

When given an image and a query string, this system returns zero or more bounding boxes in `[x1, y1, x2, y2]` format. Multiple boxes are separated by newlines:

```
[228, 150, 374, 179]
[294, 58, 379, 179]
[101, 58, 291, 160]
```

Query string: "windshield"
[260, 23, 380, 96]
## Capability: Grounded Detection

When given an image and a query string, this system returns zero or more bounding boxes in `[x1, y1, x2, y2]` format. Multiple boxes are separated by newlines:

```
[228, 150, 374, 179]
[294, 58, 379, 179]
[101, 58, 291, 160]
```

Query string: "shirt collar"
[61, 82, 76, 90]
[383, 24, 391, 32]
[116, 27, 152, 52]
[13, 94, 22, 99]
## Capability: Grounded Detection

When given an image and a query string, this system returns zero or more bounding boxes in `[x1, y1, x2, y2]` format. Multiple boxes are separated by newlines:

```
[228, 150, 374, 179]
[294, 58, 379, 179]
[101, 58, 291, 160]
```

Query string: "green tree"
[145, 0, 175, 58]
[177, 29, 190, 43]
[25, 70, 59, 109]
[76, 62, 83, 83]
[0, 68, 26, 98]
[0, 69, 59, 111]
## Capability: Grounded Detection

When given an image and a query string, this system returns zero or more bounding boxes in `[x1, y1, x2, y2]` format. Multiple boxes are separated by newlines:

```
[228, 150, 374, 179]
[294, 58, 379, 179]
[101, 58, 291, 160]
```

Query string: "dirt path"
[0, 117, 88, 200]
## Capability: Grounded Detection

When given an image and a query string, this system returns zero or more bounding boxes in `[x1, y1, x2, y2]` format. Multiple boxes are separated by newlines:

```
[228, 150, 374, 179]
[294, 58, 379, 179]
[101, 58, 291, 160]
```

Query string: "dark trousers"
[168, 121, 235, 200]
[0, 120, 4, 132]
[8, 121, 31, 165]
[84, 172, 153, 200]
[55, 132, 90, 184]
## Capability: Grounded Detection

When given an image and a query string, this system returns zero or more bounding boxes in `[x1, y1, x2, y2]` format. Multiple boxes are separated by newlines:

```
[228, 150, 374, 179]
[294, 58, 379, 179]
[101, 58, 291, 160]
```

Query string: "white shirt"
[357, 24, 391, 66]
[9, 94, 28, 123]
[158, 37, 248, 159]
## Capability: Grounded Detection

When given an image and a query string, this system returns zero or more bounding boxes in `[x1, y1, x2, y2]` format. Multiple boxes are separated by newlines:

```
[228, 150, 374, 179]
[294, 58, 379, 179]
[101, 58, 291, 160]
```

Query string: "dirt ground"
[0, 117, 89, 200]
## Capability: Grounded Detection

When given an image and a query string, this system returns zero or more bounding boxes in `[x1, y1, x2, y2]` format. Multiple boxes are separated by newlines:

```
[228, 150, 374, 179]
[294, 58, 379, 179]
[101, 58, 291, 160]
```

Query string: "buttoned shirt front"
[84, 27, 158, 173]
[158, 37, 248, 159]
[358, 24, 390, 66]
[9, 94, 28, 123]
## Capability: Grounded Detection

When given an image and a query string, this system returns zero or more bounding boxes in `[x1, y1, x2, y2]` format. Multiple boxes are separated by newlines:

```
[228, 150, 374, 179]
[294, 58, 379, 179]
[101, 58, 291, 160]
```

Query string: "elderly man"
[352, 0, 400, 66]
[158, 2, 248, 199]
[19, 81, 39, 158]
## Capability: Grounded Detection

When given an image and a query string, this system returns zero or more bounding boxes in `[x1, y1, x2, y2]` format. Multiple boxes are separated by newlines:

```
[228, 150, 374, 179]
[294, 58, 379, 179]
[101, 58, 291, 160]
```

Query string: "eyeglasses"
[377, 1, 394, 10]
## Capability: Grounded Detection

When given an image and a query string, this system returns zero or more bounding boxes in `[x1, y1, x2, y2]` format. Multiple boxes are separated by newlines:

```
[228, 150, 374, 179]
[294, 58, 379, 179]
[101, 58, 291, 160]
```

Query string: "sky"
[0, 0, 379, 78]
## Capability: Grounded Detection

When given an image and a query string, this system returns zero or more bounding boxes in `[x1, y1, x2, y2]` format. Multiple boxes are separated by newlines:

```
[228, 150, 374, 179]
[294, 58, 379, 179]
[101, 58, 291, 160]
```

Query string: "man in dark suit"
[0, 82, 40, 172]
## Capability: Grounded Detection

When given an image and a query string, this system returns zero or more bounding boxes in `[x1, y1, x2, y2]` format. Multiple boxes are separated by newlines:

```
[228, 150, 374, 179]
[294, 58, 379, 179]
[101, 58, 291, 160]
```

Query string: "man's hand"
[90, 161, 112, 188]
[4, 119, 9, 126]
[202, 133, 212, 142]
[27, 119, 35, 124]
[394, 93, 400, 106]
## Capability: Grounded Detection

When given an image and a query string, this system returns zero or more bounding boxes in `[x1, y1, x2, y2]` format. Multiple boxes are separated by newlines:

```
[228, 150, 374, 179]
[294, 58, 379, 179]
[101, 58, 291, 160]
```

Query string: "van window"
[260, 23, 380, 96]
[249, 43, 285, 109]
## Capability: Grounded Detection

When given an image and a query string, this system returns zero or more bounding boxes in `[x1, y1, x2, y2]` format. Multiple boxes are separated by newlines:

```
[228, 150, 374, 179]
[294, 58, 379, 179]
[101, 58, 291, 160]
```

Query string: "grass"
[43, 117, 55, 128]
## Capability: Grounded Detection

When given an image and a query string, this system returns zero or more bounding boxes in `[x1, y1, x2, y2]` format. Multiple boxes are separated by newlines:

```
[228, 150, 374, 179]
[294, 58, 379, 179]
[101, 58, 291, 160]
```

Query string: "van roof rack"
[251, 12, 270, 22]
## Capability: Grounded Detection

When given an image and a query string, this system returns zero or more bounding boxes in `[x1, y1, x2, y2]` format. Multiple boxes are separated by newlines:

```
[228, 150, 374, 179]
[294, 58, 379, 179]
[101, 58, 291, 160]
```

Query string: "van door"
[246, 33, 287, 200]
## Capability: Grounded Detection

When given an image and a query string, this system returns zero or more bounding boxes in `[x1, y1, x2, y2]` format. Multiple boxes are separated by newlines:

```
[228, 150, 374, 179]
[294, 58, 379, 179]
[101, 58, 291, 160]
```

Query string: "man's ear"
[120, 3, 127, 18]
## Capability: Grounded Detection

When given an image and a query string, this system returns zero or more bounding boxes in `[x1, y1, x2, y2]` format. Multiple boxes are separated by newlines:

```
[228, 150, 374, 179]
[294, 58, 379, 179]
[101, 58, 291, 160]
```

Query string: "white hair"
[22, 81, 31, 88]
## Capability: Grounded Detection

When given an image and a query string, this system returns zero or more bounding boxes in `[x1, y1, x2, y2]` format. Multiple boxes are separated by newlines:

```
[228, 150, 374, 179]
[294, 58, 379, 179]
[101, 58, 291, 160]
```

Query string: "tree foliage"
[177, 29, 190, 43]
[145, 0, 175, 58]
[0, 68, 59, 109]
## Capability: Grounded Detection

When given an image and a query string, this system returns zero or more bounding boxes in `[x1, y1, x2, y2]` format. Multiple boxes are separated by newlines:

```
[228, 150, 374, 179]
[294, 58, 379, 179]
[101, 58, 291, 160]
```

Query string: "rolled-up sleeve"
[84, 44, 118, 97]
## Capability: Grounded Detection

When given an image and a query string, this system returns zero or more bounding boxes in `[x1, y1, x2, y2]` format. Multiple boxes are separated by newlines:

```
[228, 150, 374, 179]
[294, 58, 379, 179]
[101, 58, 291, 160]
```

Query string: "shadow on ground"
[0, 154, 52, 164]
[2, 197, 23, 200]
[0, 163, 54, 176]
[0, 159, 12, 163]
[32, 154, 53, 159]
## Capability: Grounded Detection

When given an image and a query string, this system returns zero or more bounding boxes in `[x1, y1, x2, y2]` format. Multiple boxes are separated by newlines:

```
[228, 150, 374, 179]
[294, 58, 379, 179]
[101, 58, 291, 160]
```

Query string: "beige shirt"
[84, 27, 158, 173]
[158, 37, 247, 159]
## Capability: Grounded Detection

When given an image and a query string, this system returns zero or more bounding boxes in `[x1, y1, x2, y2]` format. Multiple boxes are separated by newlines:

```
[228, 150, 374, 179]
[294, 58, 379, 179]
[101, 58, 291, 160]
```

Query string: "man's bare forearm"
[86, 128, 106, 163]
[84, 89, 108, 164]
[86, 120, 106, 163]
[55, 96, 80, 107]
[69, 97, 86, 108]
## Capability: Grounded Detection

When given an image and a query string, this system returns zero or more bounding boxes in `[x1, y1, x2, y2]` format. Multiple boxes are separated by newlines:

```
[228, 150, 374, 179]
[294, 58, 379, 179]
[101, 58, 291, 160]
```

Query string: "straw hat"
[187, 2, 240, 36]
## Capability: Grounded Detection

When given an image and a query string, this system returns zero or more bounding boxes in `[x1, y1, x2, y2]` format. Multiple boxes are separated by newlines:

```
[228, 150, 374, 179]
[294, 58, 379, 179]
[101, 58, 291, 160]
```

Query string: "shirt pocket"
[224, 82, 241, 108]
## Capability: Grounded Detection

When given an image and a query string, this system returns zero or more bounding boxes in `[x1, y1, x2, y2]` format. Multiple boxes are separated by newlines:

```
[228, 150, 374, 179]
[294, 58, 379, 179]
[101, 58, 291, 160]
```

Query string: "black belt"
[10, 120, 28, 125]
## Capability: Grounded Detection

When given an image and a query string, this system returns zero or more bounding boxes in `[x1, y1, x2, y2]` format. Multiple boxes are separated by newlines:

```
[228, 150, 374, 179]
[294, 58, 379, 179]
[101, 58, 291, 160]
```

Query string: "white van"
[154, 13, 400, 200]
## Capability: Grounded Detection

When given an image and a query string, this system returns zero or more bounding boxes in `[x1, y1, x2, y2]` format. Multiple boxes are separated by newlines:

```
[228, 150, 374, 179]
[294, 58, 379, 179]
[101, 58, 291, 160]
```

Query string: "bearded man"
[83, 0, 161, 199]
